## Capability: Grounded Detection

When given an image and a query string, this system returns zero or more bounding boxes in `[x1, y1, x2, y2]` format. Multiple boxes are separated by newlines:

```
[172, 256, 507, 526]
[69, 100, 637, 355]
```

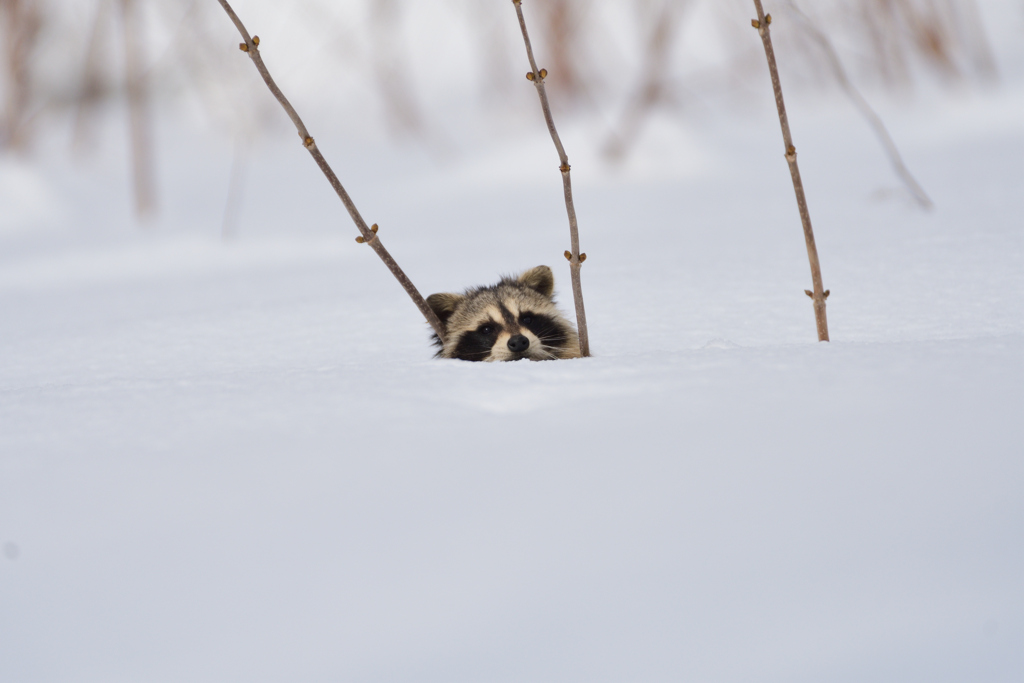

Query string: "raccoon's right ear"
[519, 265, 555, 299]
[426, 292, 464, 328]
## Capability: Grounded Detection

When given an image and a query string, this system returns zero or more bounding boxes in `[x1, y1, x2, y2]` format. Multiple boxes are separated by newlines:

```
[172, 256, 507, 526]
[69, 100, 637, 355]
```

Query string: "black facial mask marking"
[520, 313, 569, 348]
[453, 321, 502, 361]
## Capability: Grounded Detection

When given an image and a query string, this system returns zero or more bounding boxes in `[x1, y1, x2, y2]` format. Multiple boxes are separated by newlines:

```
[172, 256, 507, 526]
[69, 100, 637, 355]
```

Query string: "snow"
[2, 9, 1023, 683]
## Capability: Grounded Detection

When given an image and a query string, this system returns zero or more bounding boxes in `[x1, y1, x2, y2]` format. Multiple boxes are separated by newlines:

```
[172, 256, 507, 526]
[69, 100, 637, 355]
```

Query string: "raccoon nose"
[507, 334, 530, 354]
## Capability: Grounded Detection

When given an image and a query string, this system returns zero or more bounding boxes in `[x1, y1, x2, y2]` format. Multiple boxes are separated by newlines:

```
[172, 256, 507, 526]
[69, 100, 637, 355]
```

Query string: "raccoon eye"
[479, 323, 496, 335]
[520, 314, 534, 325]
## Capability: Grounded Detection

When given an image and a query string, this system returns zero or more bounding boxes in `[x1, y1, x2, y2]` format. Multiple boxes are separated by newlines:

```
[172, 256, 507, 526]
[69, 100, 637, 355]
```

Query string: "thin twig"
[786, 1, 933, 210]
[511, 0, 591, 358]
[215, 0, 445, 340]
[751, 1, 829, 342]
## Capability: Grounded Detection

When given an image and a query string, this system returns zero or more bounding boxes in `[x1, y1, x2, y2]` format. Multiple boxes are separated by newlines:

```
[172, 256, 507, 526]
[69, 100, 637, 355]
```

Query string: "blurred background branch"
[0, 0, 1003, 222]
[0, 0, 42, 150]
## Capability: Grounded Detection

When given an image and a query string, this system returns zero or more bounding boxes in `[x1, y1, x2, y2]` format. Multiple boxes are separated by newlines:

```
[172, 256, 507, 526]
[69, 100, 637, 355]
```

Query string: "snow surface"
[2, 10, 1023, 683]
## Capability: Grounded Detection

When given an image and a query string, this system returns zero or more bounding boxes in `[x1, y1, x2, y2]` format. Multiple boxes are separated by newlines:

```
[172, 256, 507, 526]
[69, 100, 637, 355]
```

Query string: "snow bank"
[1, 10, 1022, 682]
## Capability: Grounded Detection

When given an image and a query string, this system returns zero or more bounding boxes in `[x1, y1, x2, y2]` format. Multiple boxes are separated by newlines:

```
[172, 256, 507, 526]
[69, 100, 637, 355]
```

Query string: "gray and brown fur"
[427, 266, 581, 361]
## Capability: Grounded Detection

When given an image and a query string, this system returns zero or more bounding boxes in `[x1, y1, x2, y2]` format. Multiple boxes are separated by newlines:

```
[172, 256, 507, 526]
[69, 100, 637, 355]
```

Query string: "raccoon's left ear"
[426, 292, 464, 329]
[519, 265, 555, 299]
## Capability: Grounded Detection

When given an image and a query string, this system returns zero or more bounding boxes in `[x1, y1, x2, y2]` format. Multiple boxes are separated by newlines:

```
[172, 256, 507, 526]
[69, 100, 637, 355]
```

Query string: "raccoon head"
[427, 265, 581, 361]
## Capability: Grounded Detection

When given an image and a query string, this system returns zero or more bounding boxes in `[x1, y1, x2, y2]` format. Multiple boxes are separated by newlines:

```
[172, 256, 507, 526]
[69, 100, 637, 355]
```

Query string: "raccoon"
[426, 265, 581, 361]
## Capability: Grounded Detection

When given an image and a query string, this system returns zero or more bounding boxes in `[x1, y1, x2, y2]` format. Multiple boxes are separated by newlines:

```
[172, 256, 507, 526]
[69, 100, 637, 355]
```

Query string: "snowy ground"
[2, 16, 1023, 682]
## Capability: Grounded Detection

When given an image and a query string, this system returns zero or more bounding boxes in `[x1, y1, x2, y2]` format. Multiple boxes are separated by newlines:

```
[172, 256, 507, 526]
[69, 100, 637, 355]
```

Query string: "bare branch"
[511, 0, 591, 358]
[786, 1, 933, 210]
[751, 1, 829, 342]
[214, 0, 445, 341]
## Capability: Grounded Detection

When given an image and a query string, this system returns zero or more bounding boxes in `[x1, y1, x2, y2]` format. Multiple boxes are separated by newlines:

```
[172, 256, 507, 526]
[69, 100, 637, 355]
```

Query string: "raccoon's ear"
[519, 265, 555, 299]
[426, 292, 464, 328]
